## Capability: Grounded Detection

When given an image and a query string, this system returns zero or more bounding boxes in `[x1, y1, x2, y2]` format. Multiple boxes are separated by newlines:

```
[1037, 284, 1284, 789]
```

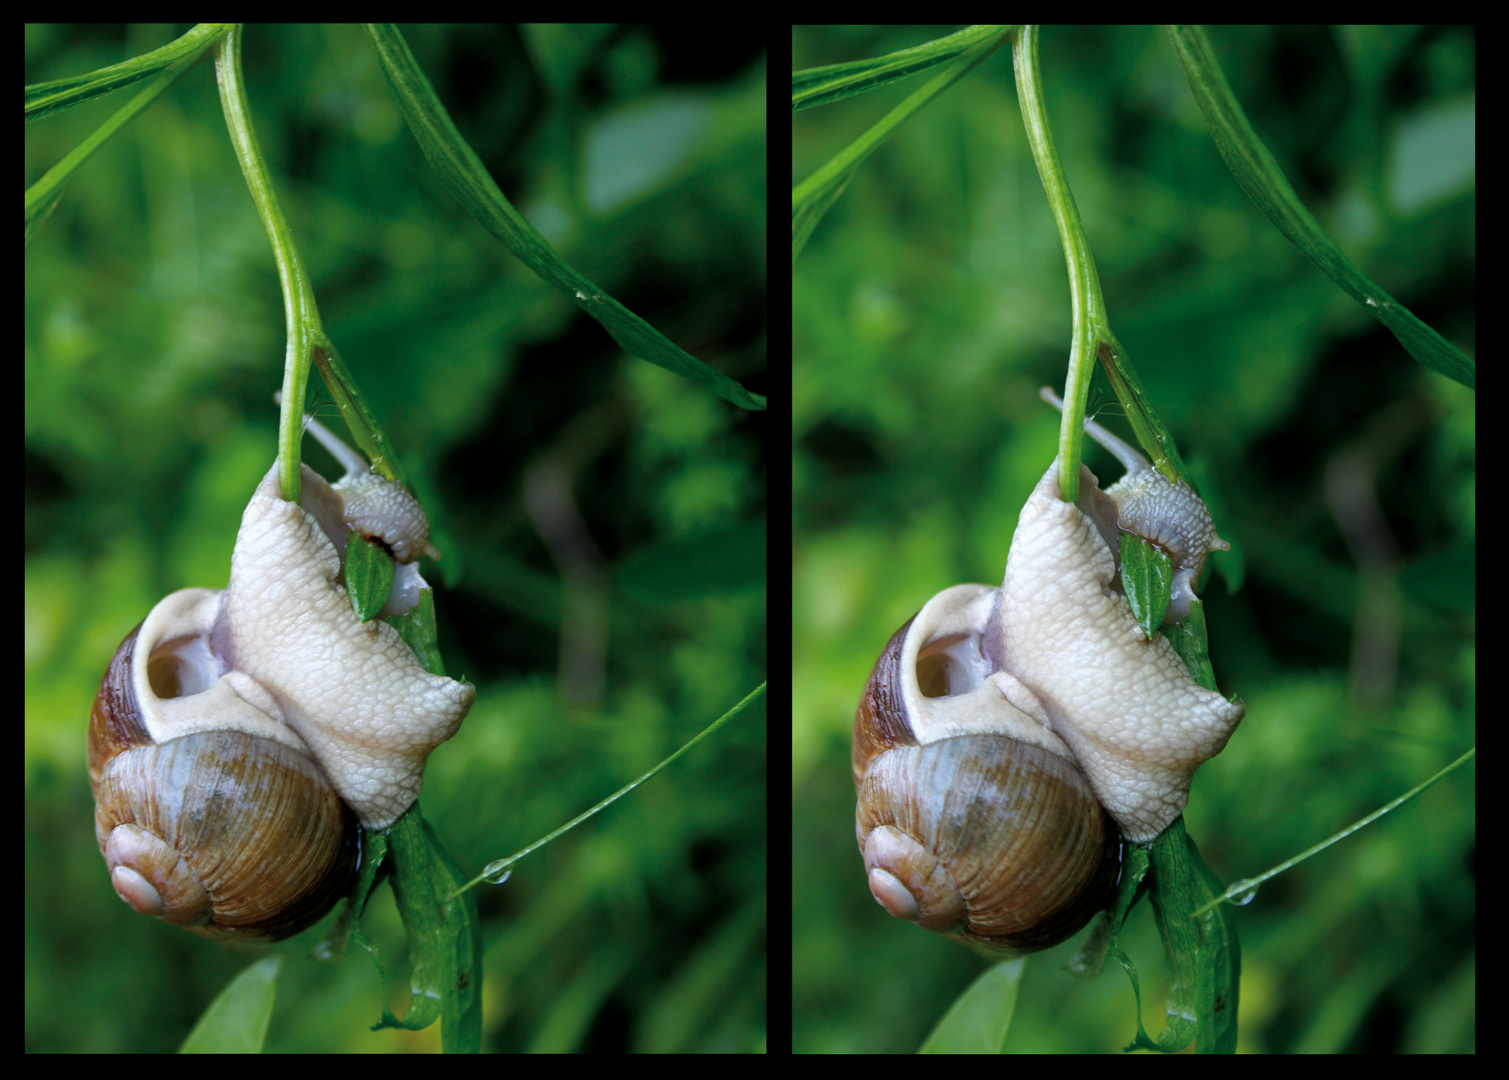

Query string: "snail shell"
[88, 591, 358, 942]
[88, 428, 475, 942]
[854, 602, 1121, 956]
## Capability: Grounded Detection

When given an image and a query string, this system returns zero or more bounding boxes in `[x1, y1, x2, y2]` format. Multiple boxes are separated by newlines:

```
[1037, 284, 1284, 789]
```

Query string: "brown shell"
[88, 623, 358, 943]
[853, 613, 1121, 957]
[856, 736, 1120, 956]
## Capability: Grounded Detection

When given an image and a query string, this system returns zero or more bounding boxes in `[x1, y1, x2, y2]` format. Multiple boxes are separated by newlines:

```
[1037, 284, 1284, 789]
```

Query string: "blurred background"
[27, 23, 766, 1052]
[794, 25, 1472, 1054]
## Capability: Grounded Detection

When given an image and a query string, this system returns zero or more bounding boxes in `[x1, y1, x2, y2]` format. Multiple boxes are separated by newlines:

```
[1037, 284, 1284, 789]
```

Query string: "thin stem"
[214, 25, 321, 502]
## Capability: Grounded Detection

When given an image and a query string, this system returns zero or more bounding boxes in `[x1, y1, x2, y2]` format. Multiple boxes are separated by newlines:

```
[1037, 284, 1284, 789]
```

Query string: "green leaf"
[792, 30, 1010, 265]
[343, 534, 394, 622]
[363, 24, 764, 412]
[177, 954, 284, 1053]
[792, 25, 1010, 111]
[25, 23, 229, 121]
[1120, 823, 1241, 1054]
[365, 811, 482, 1051]
[917, 958, 1024, 1053]
[1167, 24, 1473, 389]
[1119, 535, 1173, 637]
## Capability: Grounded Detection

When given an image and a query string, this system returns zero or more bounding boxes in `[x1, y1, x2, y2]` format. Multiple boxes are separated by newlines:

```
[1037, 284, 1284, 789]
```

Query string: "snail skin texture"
[298, 409, 441, 568]
[1040, 386, 1230, 624]
[853, 393, 1243, 954]
[89, 437, 475, 942]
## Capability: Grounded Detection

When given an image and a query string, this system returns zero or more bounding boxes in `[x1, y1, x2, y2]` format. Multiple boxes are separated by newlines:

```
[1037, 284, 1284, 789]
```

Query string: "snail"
[297, 408, 441, 567]
[853, 389, 1244, 955]
[1037, 387, 1230, 624]
[88, 414, 476, 942]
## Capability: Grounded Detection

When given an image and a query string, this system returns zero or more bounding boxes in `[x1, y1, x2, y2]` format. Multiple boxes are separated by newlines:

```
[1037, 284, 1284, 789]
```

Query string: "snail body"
[1039, 387, 1229, 624]
[853, 390, 1243, 955]
[89, 420, 475, 942]
[298, 409, 441, 567]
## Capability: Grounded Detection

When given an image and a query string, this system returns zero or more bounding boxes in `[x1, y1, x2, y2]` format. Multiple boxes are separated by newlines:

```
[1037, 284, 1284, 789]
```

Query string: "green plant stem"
[1011, 25, 1112, 503]
[213, 25, 321, 502]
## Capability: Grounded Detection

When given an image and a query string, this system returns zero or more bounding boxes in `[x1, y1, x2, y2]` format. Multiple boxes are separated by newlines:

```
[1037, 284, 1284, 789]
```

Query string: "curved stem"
[214, 25, 321, 503]
[1011, 25, 1110, 503]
